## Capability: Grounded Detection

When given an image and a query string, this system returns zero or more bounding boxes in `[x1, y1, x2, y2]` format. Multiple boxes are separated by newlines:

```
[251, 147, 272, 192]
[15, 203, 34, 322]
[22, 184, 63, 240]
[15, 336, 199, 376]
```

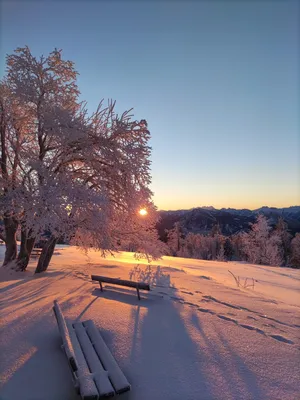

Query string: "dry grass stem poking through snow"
[228, 269, 256, 289]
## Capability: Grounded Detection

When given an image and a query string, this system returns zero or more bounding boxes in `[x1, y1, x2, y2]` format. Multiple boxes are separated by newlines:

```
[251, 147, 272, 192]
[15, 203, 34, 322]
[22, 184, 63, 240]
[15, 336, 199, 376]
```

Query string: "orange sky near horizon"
[152, 183, 300, 211]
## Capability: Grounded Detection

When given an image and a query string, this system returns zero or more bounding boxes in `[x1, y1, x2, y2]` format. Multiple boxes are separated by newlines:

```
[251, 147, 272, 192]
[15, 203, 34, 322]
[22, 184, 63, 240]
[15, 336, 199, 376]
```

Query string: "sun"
[139, 208, 148, 216]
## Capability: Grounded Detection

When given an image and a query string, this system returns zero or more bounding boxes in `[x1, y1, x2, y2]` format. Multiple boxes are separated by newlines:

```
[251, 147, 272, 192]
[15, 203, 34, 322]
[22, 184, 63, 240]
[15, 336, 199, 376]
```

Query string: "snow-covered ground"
[0, 244, 299, 400]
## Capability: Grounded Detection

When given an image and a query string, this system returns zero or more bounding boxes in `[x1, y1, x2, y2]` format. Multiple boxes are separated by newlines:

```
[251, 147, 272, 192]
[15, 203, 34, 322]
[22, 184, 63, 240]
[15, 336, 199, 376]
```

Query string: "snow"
[69, 321, 110, 398]
[0, 244, 300, 400]
[82, 320, 131, 394]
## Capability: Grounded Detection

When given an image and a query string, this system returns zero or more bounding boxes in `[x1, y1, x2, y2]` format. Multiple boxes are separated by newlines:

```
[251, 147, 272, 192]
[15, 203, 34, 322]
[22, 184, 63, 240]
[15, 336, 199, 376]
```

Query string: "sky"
[0, 0, 299, 211]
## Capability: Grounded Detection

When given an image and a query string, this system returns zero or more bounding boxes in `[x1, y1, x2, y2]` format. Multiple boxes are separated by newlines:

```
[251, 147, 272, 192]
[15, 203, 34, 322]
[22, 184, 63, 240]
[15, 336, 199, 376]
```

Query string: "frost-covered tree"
[210, 233, 225, 260]
[275, 217, 292, 264]
[216, 241, 225, 261]
[181, 233, 207, 259]
[231, 232, 246, 260]
[166, 222, 184, 256]
[290, 233, 300, 267]
[1, 46, 81, 269]
[242, 214, 283, 266]
[1, 46, 163, 272]
[0, 80, 28, 264]
[210, 222, 221, 237]
[242, 215, 268, 264]
[266, 232, 283, 266]
[224, 237, 234, 260]
[180, 232, 226, 261]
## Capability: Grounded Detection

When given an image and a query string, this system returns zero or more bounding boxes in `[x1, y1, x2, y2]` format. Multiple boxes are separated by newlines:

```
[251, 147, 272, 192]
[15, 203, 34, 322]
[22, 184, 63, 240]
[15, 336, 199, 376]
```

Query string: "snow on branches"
[241, 215, 283, 266]
[0, 46, 162, 270]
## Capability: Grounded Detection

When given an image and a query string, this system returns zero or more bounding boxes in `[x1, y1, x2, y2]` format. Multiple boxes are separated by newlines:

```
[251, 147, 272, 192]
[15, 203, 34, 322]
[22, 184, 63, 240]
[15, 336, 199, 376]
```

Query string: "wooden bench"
[31, 248, 42, 258]
[53, 300, 130, 399]
[91, 275, 150, 300]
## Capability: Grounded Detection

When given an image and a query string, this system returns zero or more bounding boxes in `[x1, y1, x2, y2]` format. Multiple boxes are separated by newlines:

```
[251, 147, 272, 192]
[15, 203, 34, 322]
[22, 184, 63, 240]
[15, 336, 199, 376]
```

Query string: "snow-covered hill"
[0, 245, 299, 400]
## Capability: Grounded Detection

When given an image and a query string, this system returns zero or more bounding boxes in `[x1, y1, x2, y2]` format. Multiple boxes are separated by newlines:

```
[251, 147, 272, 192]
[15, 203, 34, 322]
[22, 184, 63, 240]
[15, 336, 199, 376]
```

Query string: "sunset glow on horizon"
[151, 174, 300, 211]
[152, 190, 300, 211]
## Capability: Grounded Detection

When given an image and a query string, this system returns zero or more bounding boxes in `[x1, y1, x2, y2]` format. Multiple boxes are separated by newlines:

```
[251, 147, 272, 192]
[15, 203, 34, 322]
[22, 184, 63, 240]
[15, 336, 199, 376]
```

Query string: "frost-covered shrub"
[129, 264, 172, 287]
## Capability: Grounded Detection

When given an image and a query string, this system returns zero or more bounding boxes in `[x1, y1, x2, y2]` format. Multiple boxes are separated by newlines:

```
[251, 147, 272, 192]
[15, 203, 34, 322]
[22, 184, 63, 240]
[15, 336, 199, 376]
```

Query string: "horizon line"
[157, 205, 300, 212]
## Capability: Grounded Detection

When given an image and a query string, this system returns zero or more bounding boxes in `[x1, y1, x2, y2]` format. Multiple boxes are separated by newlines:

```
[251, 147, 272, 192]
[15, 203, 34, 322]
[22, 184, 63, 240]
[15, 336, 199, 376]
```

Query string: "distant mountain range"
[157, 206, 300, 240]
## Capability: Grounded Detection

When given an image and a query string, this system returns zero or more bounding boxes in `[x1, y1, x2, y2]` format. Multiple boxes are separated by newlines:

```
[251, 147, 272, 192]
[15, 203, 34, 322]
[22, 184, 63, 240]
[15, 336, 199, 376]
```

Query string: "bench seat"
[31, 248, 42, 257]
[53, 300, 130, 399]
[91, 275, 150, 300]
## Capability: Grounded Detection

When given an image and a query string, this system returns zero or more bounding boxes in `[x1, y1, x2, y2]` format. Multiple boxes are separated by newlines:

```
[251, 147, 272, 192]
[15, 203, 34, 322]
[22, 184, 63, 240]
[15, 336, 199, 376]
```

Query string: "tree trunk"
[35, 236, 57, 274]
[16, 227, 36, 271]
[3, 216, 18, 266]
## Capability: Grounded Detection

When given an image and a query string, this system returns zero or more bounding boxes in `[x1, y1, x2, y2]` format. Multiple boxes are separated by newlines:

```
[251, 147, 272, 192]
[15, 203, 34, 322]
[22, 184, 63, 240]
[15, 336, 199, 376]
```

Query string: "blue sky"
[1, 0, 299, 210]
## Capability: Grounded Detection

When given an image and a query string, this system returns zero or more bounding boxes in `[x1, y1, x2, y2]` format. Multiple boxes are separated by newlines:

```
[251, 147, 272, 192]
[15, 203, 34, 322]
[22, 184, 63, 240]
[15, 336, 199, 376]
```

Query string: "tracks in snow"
[156, 288, 299, 347]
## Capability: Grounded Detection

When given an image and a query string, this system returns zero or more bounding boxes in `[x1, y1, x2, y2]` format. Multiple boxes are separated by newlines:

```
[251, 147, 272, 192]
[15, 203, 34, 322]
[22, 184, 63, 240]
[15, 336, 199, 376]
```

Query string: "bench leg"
[136, 287, 141, 300]
[99, 282, 103, 292]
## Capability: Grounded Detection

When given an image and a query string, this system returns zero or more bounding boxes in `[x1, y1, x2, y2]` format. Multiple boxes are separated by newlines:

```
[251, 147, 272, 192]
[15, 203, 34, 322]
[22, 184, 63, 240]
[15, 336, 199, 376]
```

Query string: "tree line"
[165, 215, 300, 268]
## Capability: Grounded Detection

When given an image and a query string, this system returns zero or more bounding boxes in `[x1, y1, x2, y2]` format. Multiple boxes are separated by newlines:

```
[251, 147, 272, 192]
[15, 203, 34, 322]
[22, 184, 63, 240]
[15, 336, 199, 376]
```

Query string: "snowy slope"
[0, 245, 299, 400]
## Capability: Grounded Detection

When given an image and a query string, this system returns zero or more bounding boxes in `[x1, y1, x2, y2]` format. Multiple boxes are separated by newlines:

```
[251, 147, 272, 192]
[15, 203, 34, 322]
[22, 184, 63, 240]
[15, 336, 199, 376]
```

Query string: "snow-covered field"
[0, 244, 299, 400]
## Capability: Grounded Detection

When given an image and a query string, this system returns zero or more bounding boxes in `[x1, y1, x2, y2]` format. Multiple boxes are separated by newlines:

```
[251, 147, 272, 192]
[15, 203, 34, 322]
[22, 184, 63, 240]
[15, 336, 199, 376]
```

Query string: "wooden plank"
[53, 300, 78, 372]
[77, 376, 99, 400]
[91, 275, 150, 291]
[31, 249, 42, 258]
[73, 322, 115, 398]
[83, 320, 131, 395]
[67, 322, 99, 400]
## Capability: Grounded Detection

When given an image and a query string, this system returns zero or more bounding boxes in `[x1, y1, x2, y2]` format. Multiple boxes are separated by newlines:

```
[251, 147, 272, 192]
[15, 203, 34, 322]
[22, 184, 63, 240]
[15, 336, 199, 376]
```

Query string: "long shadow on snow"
[0, 302, 80, 400]
[89, 283, 213, 398]
[0, 280, 97, 400]
[127, 291, 213, 400]
[0, 272, 73, 310]
[91, 286, 158, 307]
[0, 269, 66, 286]
[190, 311, 266, 399]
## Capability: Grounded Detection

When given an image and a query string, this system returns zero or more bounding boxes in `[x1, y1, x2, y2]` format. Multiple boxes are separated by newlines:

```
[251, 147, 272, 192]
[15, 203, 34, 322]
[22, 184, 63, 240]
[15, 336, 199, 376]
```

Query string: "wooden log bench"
[91, 275, 150, 300]
[53, 300, 130, 399]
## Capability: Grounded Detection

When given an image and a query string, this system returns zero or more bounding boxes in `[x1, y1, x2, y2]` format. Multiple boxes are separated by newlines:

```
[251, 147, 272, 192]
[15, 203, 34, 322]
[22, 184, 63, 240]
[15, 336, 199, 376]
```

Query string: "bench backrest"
[53, 300, 78, 372]
[91, 275, 150, 291]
